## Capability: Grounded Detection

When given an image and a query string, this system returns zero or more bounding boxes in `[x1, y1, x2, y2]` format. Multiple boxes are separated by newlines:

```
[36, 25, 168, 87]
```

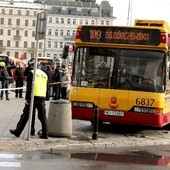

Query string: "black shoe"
[6, 98, 10, 100]
[15, 95, 18, 98]
[39, 135, 48, 139]
[19, 96, 23, 98]
[10, 129, 19, 137]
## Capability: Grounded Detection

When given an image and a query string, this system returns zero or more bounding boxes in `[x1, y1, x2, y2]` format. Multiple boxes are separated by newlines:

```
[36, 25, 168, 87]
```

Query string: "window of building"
[73, 19, 76, 25]
[101, 20, 104, 25]
[59, 42, 63, 48]
[55, 18, 59, 23]
[49, 17, 52, 23]
[67, 30, 70, 36]
[0, 40, 3, 46]
[7, 30, 11, 36]
[54, 42, 58, 48]
[32, 31, 35, 37]
[47, 53, 51, 58]
[91, 20, 95, 25]
[15, 41, 19, 47]
[7, 40, 10, 47]
[2, 9, 5, 14]
[61, 18, 64, 24]
[16, 30, 19, 36]
[106, 21, 110, 25]
[24, 41, 27, 48]
[55, 29, 58, 36]
[31, 53, 34, 58]
[0, 29, 3, 35]
[0, 18, 4, 25]
[79, 19, 83, 24]
[16, 19, 20, 26]
[31, 42, 35, 48]
[26, 10, 29, 16]
[67, 18, 71, 24]
[18, 10, 21, 15]
[33, 11, 37, 16]
[39, 42, 42, 49]
[48, 29, 52, 35]
[85, 20, 88, 24]
[48, 41, 51, 48]
[7, 52, 10, 56]
[25, 20, 28, 26]
[9, 9, 13, 15]
[24, 30, 28, 37]
[72, 30, 76, 36]
[15, 52, 18, 58]
[38, 53, 42, 57]
[60, 30, 64, 36]
[23, 53, 27, 59]
[8, 18, 12, 25]
[54, 54, 57, 58]
[32, 20, 36, 26]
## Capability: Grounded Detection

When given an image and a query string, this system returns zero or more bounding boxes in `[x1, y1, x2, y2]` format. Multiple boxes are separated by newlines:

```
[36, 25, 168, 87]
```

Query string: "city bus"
[68, 20, 170, 128]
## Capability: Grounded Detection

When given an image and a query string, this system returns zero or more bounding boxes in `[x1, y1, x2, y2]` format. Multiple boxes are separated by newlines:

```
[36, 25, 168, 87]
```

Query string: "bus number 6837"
[136, 98, 155, 106]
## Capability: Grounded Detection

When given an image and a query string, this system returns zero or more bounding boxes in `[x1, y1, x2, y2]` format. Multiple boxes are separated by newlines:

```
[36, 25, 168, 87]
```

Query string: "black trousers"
[14, 97, 48, 137]
[15, 79, 23, 97]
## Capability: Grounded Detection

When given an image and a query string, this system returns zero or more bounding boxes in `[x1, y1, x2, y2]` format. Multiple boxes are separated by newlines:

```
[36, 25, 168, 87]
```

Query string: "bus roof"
[134, 19, 170, 32]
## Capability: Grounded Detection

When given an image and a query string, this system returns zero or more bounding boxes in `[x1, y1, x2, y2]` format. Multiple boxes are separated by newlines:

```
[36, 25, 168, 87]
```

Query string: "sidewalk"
[0, 90, 170, 152]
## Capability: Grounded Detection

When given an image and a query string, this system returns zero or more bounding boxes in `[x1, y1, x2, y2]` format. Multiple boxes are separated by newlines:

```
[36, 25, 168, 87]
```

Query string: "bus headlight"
[72, 102, 94, 108]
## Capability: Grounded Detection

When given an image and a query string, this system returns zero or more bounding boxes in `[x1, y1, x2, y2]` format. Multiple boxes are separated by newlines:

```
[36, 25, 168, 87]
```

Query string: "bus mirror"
[62, 44, 69, 59]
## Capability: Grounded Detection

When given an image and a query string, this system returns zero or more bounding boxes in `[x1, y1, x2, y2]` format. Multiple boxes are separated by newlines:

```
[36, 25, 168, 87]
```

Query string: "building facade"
[0, 0, 115, 63]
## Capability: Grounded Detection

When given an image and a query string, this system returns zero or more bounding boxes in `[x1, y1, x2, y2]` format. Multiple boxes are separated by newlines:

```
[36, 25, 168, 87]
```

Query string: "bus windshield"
[73, 47, 165, 93]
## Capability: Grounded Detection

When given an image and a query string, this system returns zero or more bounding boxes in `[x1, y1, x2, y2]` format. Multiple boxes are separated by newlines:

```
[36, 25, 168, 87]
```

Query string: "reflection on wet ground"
[70, 150, 168, 166]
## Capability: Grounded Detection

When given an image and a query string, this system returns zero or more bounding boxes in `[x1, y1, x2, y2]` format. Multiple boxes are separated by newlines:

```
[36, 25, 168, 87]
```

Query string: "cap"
[0, 62, 5, 67]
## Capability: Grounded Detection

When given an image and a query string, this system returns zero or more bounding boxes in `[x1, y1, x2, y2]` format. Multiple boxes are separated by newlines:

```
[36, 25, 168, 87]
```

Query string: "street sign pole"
[25, 12, 46, 140]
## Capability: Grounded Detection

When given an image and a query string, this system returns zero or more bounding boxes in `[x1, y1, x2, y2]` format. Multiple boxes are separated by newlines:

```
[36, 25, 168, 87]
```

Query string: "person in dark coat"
[10, 63, 48, 139]
[0, 62, 10, 100]
[53, 63, 62, 100]
[44, 65, 54, 100]
[13, 63, 24, 98]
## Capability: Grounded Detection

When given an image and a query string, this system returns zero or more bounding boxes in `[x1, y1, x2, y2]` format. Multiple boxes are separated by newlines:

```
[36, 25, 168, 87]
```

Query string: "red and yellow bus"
[68, 19, 170, 128]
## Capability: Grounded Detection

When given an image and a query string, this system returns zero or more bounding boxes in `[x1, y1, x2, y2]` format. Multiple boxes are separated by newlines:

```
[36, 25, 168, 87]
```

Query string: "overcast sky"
[96, 0, 170, 26]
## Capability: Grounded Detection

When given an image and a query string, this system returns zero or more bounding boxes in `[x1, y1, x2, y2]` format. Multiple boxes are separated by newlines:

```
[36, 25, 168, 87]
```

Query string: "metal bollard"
[92, 105, 99, 140]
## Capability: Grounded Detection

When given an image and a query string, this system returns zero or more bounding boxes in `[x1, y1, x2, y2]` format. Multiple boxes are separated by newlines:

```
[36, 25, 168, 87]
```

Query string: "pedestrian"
[44, 65, 54, 100]
[53, 62, 62, 100]
[10, 63, 49, 139]
[13, 63, 24, 98]
[61, 67, 70, 99]
[0, 62, 10, 100]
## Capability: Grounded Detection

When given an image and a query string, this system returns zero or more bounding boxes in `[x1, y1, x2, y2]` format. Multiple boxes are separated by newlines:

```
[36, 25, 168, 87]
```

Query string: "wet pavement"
[0, 90, 170, 152]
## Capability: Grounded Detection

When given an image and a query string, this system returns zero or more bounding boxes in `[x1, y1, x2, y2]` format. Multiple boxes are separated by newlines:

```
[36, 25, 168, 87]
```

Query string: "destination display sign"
[81, 26, 160, 46]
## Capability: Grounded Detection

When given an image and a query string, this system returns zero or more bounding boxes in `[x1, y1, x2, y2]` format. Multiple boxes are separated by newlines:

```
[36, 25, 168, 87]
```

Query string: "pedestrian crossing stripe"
[0, 162, 21, 167]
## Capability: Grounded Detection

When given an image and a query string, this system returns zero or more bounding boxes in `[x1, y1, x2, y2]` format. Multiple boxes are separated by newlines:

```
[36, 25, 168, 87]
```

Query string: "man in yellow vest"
[10, 63, 49, 139]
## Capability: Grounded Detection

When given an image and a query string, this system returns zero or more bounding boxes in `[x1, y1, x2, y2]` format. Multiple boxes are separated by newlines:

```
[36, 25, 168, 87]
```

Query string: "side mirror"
[62, 44, 69, 59]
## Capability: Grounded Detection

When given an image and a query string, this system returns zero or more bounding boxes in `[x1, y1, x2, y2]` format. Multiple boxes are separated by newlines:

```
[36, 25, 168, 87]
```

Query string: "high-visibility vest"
[31, 69, 48, 97]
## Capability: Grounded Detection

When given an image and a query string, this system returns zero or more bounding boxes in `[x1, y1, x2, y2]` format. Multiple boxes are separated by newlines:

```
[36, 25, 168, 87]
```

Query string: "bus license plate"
[104, 110, 124, 117]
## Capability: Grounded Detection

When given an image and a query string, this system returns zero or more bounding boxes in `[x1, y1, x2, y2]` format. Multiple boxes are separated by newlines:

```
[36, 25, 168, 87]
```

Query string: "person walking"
[10, 63, 49, 139]
[61, 68, 70, 99]
[0, 62, 10, 100]
[13, 63, 25, 98]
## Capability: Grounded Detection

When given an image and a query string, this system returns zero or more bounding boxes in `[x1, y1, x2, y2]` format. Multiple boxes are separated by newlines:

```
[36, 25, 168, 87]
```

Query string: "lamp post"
[127, 0, 133, 26]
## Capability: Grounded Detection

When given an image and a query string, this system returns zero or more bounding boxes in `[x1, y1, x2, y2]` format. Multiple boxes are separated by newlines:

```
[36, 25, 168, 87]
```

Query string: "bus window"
[73, 47, 116, 88]
[117, 50, 165, 92]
